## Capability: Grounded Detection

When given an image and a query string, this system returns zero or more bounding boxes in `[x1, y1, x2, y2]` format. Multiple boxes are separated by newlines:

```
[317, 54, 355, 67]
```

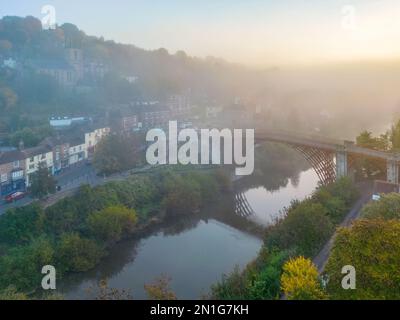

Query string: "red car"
[4, 191, 26, 203]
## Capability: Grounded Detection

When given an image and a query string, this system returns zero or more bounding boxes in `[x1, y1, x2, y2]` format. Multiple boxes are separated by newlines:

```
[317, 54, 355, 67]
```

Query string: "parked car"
[4, 191, 26, 203]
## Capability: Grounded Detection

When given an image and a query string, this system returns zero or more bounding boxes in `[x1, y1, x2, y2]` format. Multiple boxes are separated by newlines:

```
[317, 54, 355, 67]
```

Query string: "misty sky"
[2, 0, 400, 66]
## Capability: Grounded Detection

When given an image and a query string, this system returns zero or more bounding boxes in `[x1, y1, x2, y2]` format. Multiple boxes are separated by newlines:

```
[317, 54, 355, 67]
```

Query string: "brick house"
[0, 150, 26, 197]
[41, 136, 71, 174]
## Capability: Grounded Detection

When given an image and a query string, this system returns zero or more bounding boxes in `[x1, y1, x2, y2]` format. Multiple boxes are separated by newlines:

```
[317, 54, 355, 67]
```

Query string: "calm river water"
[58, 167, 319, 299]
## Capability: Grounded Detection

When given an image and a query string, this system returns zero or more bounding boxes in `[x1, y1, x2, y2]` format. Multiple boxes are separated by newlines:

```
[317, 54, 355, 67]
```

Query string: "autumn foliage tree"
[325, 219, 400, 299]
[93, 134, 140, 175]
[281, 257, 326, 300]
[144, 275, 177, 300]
[87, 205, 138, 243]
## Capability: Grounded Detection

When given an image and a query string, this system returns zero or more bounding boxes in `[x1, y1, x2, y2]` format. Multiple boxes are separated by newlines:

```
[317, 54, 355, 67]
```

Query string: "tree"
[93, 134, 138, 175]
[265, 201, 334, 257]
[325, 219, 400, 299]
[0, 286, 28, 300]
[390, 119, 400, 151]
[9, 125, 54, 148]
[355, 131, 388, 178]
[87, 205, 138, 243]
[281, 257, 326, 300]
[57, 233, 104, 273]
[0, 237, 55, 291]
[312, 189, 347, 224]
[162, 174, 202, 216]
[0, 39, 12, 55]
[246, 249, 291, 300]
[144, 275, 177, 300]
[88, 279, 132, 300]
[0, 87, 17, 111]
[0, 203, 44, 245]
[29, 163, 56, 199]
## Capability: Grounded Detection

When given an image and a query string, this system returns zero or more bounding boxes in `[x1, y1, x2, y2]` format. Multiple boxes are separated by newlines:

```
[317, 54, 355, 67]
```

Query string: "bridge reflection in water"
[235, 191, 255, 218]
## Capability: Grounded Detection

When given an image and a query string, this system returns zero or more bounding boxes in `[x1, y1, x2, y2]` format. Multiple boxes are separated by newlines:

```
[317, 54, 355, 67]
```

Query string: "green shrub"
[56, 233, 104, 273]
[87, 206, 138, 243]
[265, 201, 334, 257]
[362, 193, 400, 220]
[0, 237, 55, 291]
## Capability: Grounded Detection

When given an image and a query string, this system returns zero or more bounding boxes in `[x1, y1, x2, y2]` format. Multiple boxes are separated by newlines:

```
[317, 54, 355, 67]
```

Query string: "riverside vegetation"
[210, 177, 359, 300]
[212, 179, 400, 300]
[0, 169, 231, 295]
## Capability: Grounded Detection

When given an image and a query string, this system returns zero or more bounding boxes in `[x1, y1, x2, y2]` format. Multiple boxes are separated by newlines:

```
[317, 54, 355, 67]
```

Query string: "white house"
[2, 58, 17, 69]
[68, 137, 86, 165]
[23, 146, 54, 187]
[84, 127, 110, 159]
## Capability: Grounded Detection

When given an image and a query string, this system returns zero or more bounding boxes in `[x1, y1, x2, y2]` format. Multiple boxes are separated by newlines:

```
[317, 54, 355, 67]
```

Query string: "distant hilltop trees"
[0, 15, 269, 103]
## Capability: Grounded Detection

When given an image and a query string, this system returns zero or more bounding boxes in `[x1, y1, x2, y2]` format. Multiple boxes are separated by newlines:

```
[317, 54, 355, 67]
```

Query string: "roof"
[68, 136, 85, 147]
[0, 150, 26, 165]
[22, 145, 52, 157]
[41, 136, 70, 148]
[41, 132, 84, 148]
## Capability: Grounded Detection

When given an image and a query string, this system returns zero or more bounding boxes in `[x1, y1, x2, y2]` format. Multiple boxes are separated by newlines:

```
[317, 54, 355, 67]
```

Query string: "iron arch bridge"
[254, 130, 400, 186]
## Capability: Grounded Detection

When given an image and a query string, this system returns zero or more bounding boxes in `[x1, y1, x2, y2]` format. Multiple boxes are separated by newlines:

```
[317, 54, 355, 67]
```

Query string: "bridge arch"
[290, 145, 336, 186]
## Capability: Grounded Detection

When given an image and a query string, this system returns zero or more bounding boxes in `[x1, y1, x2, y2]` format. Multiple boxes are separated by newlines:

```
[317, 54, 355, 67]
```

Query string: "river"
[58, 157, 319, 299]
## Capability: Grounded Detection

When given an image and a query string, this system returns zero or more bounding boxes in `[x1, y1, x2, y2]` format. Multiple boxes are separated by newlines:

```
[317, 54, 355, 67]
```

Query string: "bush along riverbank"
[210, 177, 359, 300]
[323, 192, 400, 299]
[0, 168, 232, 295]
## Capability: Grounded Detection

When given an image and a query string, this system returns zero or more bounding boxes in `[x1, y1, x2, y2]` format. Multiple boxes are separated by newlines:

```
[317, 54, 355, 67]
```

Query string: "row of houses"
[128, 96, 194, 130]
[0, 126, 110, 197]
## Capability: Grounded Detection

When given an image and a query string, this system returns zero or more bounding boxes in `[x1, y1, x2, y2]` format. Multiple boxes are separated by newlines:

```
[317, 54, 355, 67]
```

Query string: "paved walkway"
[313, 181, 374, 273]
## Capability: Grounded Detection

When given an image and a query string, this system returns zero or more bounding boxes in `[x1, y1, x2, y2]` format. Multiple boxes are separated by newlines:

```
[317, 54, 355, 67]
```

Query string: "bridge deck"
[255, 130, 399, 161]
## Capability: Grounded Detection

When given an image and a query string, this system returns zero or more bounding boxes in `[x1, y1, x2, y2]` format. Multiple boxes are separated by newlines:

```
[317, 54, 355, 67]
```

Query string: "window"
[30, 157, 34, 162]
[41, 154, 46, 160]
[0, 173, 7, 183]
[29, 164, 35, 170]
[13, 160, 20, 168]
[12, 170, 23, 180]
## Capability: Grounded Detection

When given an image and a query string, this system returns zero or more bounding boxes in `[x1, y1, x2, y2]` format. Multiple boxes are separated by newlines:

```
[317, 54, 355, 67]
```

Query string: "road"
[0, 164, 154, 215]
[313, 181, 374, 273]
